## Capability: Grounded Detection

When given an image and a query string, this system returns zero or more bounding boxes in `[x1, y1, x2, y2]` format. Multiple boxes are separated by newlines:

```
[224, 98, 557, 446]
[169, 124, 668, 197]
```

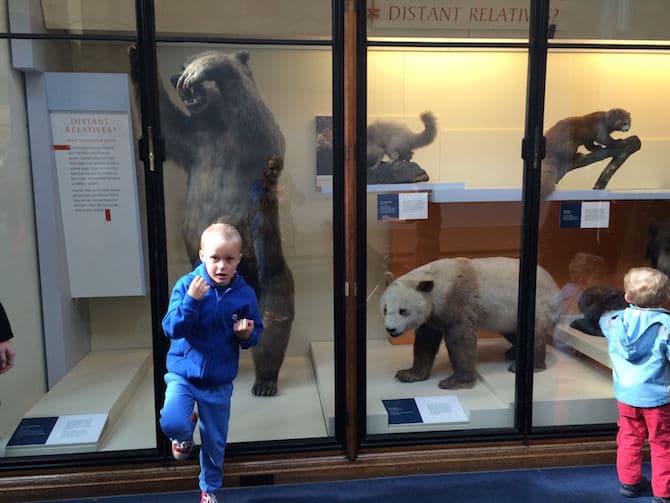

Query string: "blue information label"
[377, 193, 399, 220]
[7, 417, 59, 446]
[382, 398, 423, 425]
[560, 202, 582, 228]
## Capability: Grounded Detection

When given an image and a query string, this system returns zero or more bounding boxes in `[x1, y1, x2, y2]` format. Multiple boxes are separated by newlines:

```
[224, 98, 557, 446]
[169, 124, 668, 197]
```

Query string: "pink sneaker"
[171, 411, 198, 460]
[200, 491, 219, 503]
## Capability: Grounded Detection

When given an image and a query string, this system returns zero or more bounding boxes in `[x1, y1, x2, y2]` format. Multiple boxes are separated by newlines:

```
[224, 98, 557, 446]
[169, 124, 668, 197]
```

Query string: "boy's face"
[199, 235, 242, 286]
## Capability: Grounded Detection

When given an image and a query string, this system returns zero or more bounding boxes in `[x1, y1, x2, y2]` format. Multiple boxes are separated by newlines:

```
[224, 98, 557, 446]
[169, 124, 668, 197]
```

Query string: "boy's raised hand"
[187, 275, 210, 300]
[234, 318, 254, 341]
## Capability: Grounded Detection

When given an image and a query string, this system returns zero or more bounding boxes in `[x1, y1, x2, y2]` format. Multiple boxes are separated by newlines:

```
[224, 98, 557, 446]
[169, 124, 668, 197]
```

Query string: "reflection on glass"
[155, 0, 332, 40]
[158, 43, 334, 442]
[366, 47, 528, 434]
[549, 0, 670, 43]
[367, 0, 531, 42]
[536, 47, 670, 427]
[8, 0, 135, 35]
[0, 40, 155, 458]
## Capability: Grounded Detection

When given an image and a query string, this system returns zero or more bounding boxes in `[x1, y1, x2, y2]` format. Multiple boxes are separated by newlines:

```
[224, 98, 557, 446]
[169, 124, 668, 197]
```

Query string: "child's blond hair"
[200, 222, 242, 249]
[623, 267, 670, 308]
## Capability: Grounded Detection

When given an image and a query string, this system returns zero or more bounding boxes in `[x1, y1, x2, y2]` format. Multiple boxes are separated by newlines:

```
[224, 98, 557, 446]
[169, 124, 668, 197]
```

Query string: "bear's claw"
[395, 368, 429, 382]
[252, 379, 278, 397]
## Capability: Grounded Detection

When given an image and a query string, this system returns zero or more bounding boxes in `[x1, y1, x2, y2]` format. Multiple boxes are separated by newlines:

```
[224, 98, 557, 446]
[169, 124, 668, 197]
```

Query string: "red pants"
[617, 401, 670, 498]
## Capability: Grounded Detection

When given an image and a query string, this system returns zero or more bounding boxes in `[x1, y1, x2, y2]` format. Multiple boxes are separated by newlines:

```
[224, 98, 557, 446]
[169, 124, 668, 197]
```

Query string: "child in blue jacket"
[160, 222, 262, 503]
[600, 267, 670, 503]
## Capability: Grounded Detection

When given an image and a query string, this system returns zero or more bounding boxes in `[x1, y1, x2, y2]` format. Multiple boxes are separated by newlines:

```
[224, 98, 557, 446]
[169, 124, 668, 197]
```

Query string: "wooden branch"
[592, 135, 641, 189]
[558, 135, 641, 189]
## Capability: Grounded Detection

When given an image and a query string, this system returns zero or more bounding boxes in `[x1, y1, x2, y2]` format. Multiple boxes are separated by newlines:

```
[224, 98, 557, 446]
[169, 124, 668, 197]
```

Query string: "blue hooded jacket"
[162, 263, 263, 385]
[599, 306, 670, 407]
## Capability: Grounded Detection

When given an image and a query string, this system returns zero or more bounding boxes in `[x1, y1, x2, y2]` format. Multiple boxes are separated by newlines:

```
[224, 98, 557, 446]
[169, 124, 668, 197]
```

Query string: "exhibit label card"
[382, 396, 468, 425]
[45, 413, 108, 446]
[580, 201, 610, 229]
[7, 417, 59, 446]
[559, 202, 581, 228]
[7, 413, 108, 448]
[414, 395, 468, 424]
[382, 398, 422, 425]
[559, 201, 610, 229]
[399, 192, 428, 219]
[50, 110, 145, 297]
[377, 192, 428, 220]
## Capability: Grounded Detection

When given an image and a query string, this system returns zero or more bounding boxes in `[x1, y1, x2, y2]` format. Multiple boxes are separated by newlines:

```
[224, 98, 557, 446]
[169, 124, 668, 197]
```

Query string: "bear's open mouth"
[180, 86, 206, 111]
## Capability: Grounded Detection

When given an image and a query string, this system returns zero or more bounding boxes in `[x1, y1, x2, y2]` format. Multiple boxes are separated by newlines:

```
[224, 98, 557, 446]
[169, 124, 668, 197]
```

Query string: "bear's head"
[379, 271, 433, 337]
[170, 50, 253, 116]
[607, 108, 631, 133]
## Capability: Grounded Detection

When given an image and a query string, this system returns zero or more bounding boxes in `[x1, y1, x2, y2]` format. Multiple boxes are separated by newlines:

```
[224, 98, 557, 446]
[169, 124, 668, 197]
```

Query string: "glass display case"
[363, 0, 670, 436]
[4, 0, 670, 499]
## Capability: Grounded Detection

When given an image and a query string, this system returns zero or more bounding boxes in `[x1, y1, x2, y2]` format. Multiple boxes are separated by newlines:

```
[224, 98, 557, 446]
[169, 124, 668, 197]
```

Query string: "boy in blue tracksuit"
[160, 222, 262, 503]
[600, 267, 670, 503]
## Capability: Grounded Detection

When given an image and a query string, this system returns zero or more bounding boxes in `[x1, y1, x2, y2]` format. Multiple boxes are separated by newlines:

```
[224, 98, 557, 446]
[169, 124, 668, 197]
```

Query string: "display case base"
[2, 349, 151, 456]
[311, 336, 617, 434]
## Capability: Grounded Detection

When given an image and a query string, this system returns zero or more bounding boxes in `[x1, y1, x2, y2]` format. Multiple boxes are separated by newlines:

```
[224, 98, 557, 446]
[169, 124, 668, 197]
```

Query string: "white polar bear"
[380, 257, 561, 389]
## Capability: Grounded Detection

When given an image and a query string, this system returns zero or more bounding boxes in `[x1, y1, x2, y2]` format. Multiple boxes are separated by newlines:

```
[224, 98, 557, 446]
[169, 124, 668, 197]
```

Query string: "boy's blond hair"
[200, 222, 242, 249]
[623, 267, 670, 308]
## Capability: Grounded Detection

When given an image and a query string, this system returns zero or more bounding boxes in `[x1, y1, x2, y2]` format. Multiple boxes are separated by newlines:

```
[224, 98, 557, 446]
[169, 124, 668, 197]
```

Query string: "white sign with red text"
[50, 111, 145, 297]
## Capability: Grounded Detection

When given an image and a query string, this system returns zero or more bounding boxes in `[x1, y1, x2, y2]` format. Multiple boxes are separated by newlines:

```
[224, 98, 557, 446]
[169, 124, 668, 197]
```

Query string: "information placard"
[382, 396, 469, 425]
[50, 111, 145, 297]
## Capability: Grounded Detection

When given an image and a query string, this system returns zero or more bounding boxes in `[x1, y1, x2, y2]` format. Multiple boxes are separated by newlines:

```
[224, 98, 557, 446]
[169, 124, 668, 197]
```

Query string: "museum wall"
[0, 39, 47, 436]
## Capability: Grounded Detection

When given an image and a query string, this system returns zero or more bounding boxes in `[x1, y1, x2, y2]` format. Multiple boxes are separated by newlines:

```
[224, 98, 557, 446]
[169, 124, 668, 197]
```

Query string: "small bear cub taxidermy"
[367, 111, 437, 170]
[545, 108, 631, 165]
[540, 108, 632, 198]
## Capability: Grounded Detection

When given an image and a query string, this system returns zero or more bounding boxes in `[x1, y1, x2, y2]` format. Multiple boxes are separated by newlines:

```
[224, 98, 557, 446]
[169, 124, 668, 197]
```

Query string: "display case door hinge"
[344, 143, 349, 160]
[344, 281, 357, 297]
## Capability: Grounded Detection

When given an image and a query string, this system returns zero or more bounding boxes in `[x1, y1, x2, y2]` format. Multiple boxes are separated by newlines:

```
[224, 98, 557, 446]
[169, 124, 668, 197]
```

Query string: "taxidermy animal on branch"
[129, 47, 293, 397]
[367, 111, 437, 170]
[540, 108, 633, 198]
[380, 257, 560, 389]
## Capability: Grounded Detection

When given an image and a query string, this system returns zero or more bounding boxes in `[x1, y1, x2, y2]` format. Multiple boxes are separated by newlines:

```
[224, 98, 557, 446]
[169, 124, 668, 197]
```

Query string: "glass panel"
[1, 39, 155, 457]
[367, 47, 528, 434]
[536, 48, 670, 427]
[0, 1, 8, 32]
[157, 43, 334, 442]
[8, 1, 135, 36]
[549, 0, 670, 43]
[155, 0, 332, 41]
[367, 0, 530, 42]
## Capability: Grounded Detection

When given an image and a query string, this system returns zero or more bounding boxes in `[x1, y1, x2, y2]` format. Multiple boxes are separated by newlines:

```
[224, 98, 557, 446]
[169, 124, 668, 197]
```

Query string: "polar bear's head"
[380, 272, 433, 337]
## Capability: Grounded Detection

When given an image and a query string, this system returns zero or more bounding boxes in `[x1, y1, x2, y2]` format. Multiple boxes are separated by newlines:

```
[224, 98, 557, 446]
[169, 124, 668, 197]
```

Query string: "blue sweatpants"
[160, 372, 233, 493]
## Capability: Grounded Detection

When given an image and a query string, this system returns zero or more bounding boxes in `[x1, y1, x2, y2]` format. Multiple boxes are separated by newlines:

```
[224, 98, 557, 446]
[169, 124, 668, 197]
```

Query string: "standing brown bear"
[148, 49, 293, 397]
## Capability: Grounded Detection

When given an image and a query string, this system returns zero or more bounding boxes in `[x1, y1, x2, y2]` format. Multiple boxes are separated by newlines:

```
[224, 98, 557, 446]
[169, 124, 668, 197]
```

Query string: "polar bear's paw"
[438, 374, 476, 390]
[395, 368, 429, 382]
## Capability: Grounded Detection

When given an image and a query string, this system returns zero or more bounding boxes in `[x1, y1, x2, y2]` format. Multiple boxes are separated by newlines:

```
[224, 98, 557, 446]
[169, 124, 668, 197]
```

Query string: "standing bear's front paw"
[438, 374, 476, 389]
[395, 368, 429, 382]
[252, 379, 278, 397]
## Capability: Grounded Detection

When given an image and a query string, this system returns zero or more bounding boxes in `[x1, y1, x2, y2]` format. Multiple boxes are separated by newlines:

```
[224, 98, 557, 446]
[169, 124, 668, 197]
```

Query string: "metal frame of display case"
[5, 0, 668, 500]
